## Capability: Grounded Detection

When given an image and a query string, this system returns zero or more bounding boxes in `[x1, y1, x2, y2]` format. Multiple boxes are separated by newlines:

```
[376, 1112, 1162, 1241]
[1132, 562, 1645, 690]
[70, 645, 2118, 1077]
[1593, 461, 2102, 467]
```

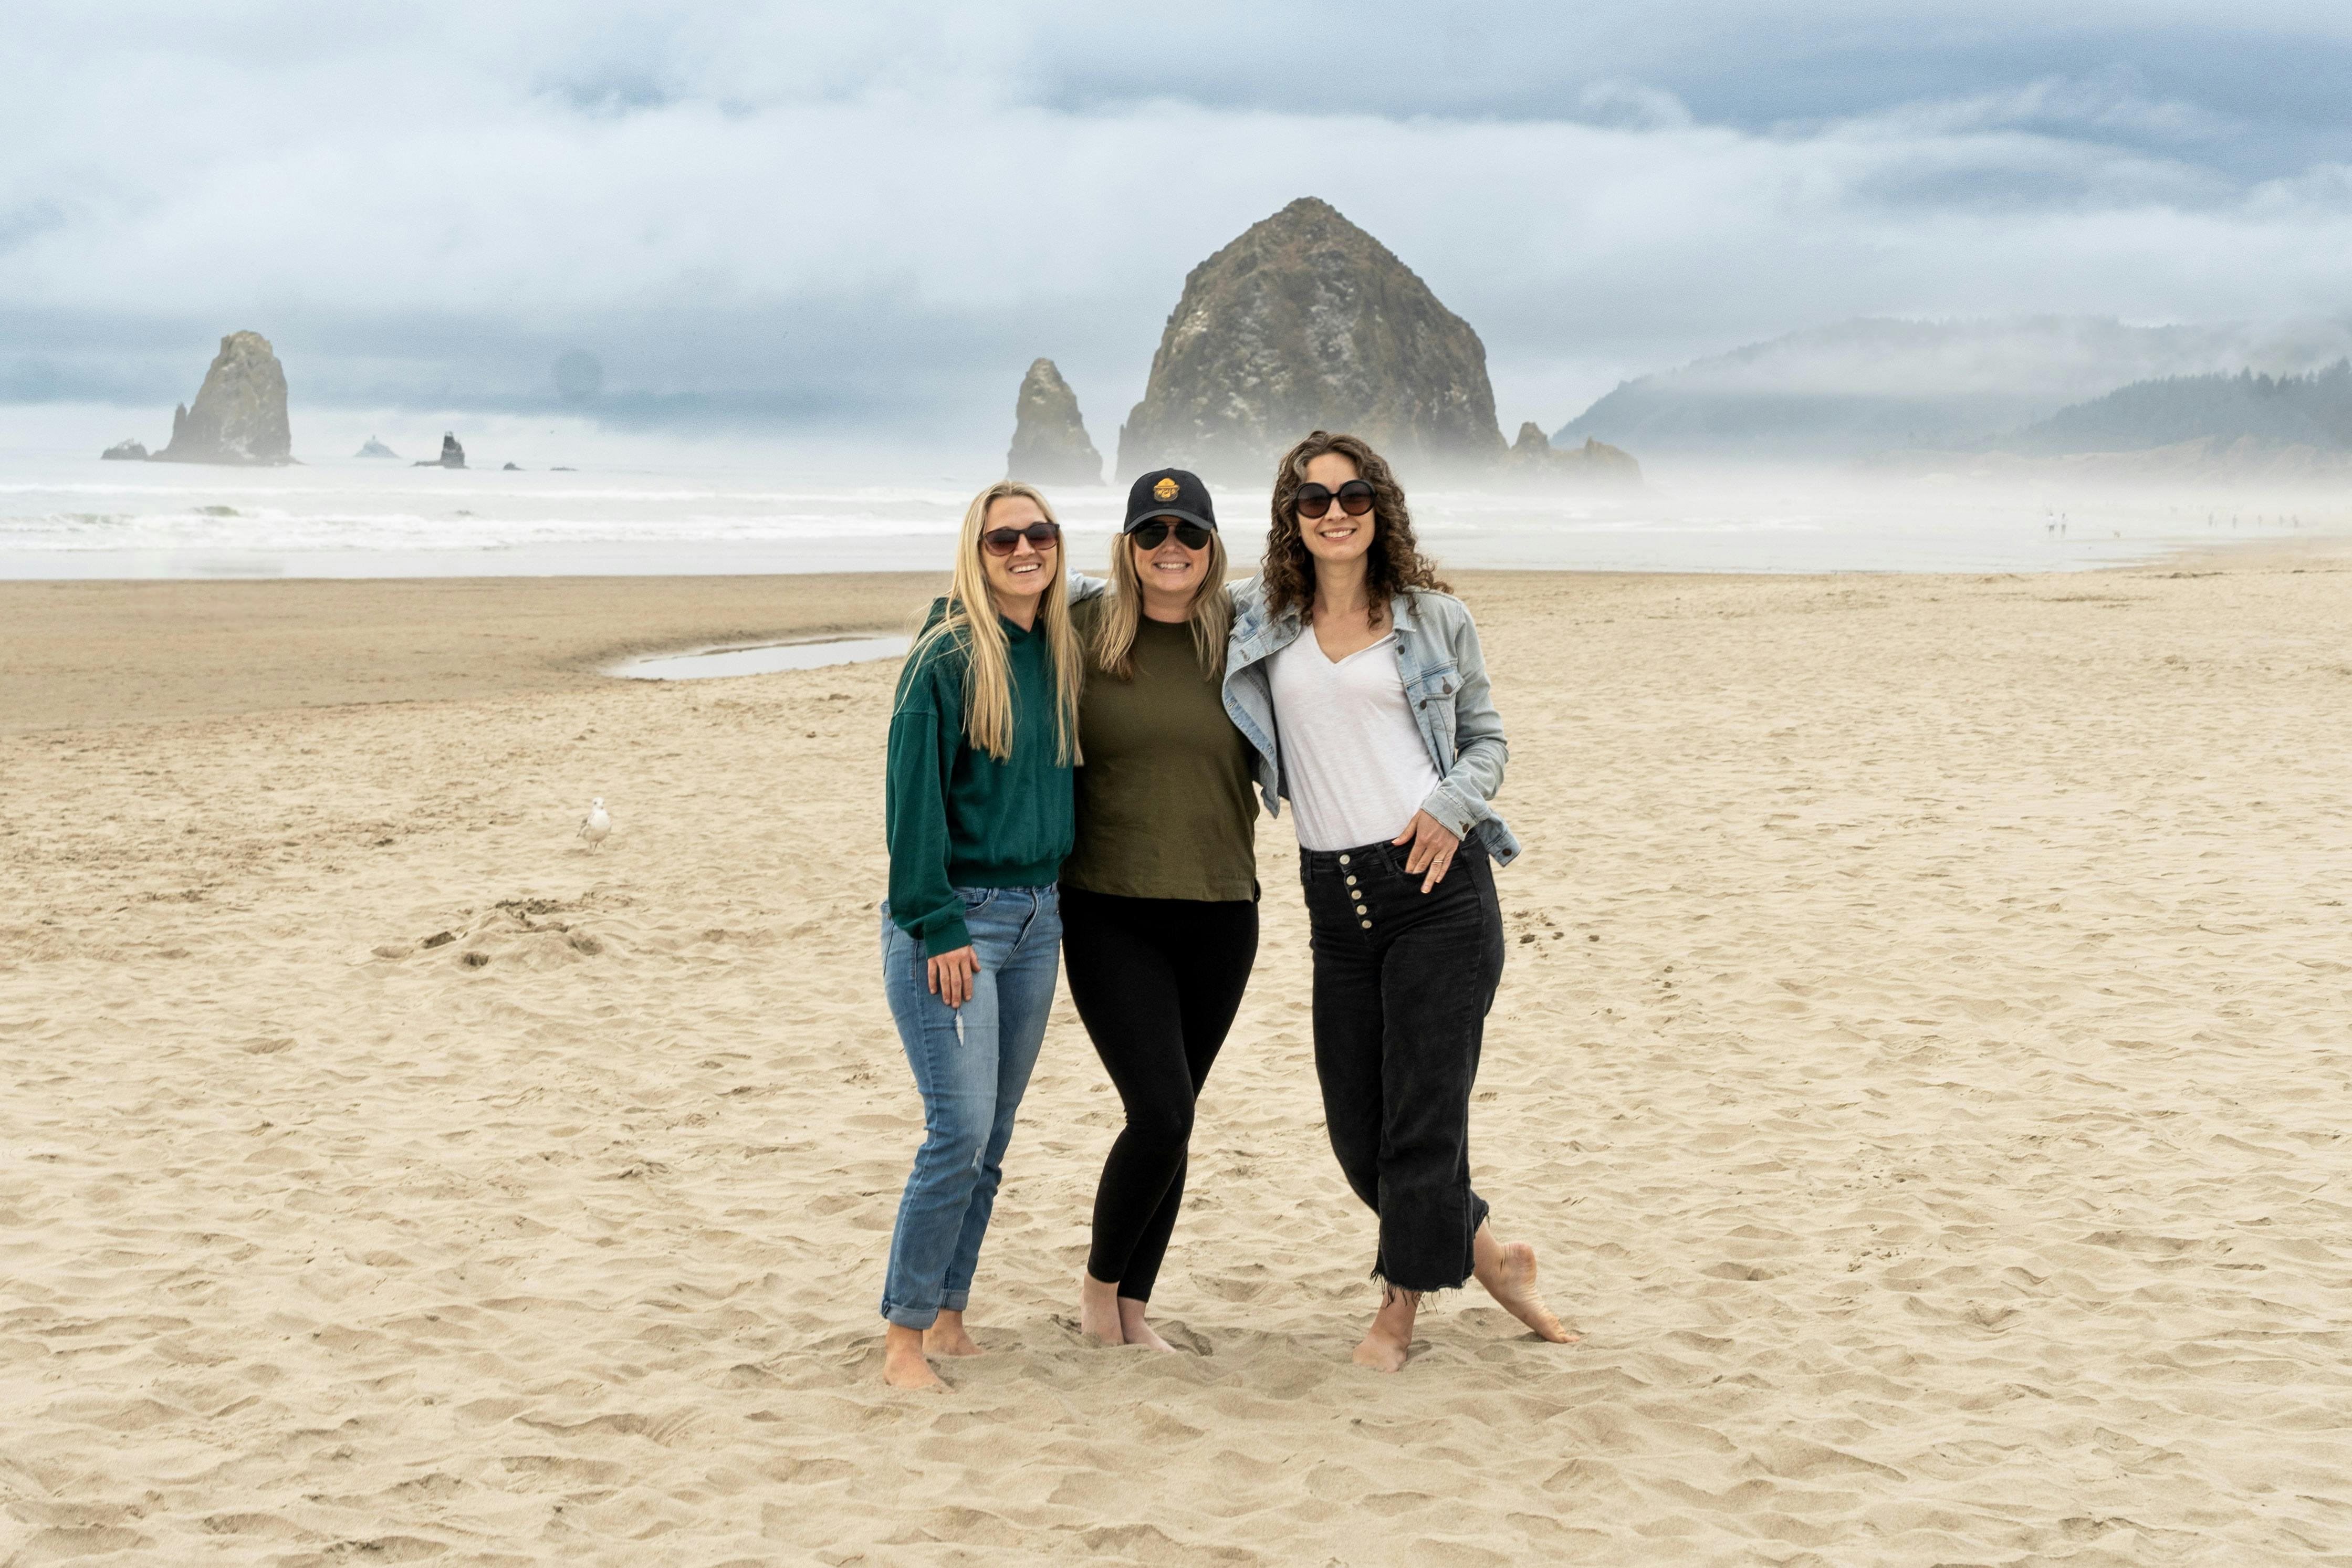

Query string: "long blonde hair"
[1093, 527, 1231, 682]
[906, 481, 1084, 764]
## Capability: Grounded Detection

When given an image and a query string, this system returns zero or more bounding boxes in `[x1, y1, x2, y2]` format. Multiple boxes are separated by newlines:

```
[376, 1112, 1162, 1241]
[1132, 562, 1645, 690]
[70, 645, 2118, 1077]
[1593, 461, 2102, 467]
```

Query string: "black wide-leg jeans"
[1301, 839, 1503, 1293]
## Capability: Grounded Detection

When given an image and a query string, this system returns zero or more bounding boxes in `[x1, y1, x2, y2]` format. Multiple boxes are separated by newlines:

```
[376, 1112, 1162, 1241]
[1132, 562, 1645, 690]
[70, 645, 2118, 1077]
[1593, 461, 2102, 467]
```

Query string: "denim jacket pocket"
[1406, 673, 1461, 764]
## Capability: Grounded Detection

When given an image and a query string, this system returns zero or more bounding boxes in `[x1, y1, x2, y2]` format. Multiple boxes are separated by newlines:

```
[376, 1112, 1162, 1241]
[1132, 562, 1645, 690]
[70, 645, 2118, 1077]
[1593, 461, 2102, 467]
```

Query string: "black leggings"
[1060, 887, 1259, 1302]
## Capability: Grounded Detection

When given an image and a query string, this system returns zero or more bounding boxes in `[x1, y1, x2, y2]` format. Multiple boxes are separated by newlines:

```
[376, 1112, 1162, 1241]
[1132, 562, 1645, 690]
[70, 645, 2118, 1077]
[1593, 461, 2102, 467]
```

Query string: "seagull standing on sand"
[579, 797, 611, 850]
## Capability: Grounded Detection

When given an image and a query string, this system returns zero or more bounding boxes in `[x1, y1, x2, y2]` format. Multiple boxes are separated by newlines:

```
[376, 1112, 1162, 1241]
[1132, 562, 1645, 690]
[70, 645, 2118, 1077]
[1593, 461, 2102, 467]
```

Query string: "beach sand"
[3, 554, 2349, 1565]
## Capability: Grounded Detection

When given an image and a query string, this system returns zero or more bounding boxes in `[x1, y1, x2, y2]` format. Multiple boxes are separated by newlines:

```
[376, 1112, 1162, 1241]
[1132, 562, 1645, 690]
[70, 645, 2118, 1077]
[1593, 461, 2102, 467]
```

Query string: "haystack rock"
[1005, 358, 1103, 485]
[1505, 422, 1642, 487]
[414, 433, 465, 469]
[356, 436, 399, 458]
[1117, 197, 1506, 483]
[101, 439, 148, 461]
[152, 331, 294, 465]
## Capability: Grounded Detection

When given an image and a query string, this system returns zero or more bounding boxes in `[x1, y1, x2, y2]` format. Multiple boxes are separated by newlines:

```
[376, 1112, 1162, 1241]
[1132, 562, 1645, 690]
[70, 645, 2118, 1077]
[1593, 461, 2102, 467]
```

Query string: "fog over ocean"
[6, 415, 2343, 579]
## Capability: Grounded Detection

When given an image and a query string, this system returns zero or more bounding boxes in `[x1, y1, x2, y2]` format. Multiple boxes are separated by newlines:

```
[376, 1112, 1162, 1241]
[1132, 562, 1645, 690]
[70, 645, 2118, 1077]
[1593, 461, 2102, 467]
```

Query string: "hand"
[927, 945, 980, 1008]
[1392, 810, 1460, 893]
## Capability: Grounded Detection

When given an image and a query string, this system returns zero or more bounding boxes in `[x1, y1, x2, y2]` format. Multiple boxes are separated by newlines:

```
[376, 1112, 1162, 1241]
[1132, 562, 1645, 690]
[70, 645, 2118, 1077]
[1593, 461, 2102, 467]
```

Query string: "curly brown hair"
[1262, 431, 1449, 624]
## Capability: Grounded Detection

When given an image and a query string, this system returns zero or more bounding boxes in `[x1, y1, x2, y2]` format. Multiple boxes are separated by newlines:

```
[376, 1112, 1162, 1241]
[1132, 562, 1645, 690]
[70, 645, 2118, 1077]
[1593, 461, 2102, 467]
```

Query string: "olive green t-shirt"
[1062, 600, 1258, 901]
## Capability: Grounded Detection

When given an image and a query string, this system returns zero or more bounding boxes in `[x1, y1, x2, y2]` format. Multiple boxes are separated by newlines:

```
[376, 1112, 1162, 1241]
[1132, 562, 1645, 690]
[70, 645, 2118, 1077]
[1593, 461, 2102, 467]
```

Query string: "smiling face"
[1297, 451, 1376, 569]
[979, 493, 1058, 613]
[1130, 519, 1209, 618]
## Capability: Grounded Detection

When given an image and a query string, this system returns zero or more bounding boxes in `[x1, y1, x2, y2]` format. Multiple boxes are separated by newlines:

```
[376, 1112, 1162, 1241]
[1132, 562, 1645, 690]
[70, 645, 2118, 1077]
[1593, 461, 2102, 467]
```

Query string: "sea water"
[0, 449, 2337, 578]
[611, 635, 914, 680]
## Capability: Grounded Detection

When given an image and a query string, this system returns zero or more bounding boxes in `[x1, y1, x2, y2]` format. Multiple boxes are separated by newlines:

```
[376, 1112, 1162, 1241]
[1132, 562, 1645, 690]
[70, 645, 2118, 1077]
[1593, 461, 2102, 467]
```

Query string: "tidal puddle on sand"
[609, 634, 910, 681]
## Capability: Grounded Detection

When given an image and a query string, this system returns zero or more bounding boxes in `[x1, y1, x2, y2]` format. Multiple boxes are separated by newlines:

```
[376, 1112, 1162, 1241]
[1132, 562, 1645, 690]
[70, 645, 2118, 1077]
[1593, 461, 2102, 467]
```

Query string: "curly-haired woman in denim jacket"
[1222, 430, 1575, 1372]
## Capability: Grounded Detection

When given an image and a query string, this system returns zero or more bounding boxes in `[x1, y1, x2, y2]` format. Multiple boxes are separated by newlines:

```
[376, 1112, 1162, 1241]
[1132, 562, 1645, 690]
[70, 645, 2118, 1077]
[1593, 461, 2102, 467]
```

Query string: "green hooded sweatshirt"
[884, 601, 1074, 956]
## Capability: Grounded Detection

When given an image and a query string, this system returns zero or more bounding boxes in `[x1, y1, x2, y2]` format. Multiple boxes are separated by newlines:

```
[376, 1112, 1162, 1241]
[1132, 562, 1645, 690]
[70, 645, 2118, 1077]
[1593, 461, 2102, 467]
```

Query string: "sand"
[0, 574, 948, 735]
[3, 554, 2349, 1565]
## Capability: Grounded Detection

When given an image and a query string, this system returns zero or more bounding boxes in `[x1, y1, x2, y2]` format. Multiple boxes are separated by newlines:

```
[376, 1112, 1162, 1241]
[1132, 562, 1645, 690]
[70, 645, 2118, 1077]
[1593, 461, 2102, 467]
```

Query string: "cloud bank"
[6, 2, 2352, 458]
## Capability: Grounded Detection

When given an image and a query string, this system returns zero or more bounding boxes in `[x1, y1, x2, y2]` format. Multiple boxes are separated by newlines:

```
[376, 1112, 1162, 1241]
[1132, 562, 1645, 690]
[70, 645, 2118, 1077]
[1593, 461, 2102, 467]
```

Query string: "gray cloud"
[7, 2, 2352, 456]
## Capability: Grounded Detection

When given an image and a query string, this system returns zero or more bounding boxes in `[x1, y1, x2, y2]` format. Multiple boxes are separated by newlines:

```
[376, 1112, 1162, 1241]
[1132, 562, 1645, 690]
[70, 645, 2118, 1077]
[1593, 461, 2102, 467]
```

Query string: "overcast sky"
[8, 2, 2352, 453]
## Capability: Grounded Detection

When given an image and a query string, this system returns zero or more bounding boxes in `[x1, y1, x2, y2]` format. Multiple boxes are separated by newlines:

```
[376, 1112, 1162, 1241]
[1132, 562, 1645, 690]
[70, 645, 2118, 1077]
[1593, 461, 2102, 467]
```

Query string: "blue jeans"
[877, 884, 1062, 1330]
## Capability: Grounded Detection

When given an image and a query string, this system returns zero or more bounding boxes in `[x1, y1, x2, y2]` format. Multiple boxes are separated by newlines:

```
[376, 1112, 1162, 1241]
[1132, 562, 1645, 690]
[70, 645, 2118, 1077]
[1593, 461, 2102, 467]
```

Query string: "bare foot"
[1472, 1224, 1577, 1344]
[924, 1308, 981, 1358]
[1352, 1287, 1417, 1372]
[1117, 1297, 1175, 1353]
[1078, 1273, 1124, 1345]
[883, 1324, 944, 1391]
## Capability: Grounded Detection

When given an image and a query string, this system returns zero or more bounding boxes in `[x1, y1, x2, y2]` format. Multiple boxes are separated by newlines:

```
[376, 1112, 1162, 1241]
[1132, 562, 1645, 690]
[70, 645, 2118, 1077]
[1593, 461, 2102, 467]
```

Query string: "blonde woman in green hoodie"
[876, 480, 1084, 1391]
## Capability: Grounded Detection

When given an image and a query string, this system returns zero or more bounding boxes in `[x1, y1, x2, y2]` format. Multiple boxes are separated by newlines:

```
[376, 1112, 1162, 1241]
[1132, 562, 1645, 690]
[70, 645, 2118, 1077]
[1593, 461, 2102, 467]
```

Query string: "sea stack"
[1005, 358, 1104, 485]
[1504, 422, 1643, 487]
[151, 331, 295, 465]
[414, 433, 465, 469]
[1117, 197, 1506, 483]
[101, 440, 149, 461]
[355, 436, 399, 459]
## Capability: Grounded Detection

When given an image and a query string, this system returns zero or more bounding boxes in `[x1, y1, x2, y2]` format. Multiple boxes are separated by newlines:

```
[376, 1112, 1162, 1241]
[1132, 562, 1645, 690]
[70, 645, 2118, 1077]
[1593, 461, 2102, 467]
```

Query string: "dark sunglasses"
[1130, 519, 1212, 550]
[981, 521, 1062, 556]
[1295, 480, 1375, 519]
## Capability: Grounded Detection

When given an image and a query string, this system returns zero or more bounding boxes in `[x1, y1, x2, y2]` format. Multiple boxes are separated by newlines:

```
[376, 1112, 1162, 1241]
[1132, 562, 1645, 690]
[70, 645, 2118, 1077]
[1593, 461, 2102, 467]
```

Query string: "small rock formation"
[1503, 423, 1643, 487]
[152, 331, 295, 465]
[501, 461, 521, 472]
[356, 436, 399, 458]
[101, 439, 148, 461]
[414, 433, 465, 469]
[1005, 359, 1104, 485]
[1117, 197, 1506, 483]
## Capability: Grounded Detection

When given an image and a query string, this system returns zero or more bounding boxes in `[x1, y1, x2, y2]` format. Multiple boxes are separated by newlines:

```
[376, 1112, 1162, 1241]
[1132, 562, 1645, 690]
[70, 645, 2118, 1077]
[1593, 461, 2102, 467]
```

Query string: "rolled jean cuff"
[880, 1298, 940, 1331]
[939, 1287, 970, 1313]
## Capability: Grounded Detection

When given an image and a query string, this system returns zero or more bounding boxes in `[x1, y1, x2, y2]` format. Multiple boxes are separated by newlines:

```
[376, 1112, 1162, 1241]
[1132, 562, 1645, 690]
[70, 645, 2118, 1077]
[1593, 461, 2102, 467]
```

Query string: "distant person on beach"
[1061, 469, 1259, 1351]
[1225, 430, 1573, 1371]
[876, 480, 1085, 1390]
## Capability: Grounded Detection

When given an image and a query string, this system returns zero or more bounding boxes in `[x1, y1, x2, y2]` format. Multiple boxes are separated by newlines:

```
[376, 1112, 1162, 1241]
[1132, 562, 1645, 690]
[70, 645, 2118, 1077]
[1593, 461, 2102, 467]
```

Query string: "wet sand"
[3, 552, 2349, 1564]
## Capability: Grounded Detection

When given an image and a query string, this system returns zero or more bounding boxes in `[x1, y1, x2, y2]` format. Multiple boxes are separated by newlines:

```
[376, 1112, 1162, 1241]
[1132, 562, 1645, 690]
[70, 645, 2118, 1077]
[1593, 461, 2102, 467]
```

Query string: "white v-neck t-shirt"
[1268, 629, 1442, 852]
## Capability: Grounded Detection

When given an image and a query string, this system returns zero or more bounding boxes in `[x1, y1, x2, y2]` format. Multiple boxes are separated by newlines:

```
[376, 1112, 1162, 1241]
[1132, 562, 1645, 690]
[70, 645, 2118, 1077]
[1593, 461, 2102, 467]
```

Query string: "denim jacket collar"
[1221, 578, 1520, 867]
[1232, 586, 1419, 662]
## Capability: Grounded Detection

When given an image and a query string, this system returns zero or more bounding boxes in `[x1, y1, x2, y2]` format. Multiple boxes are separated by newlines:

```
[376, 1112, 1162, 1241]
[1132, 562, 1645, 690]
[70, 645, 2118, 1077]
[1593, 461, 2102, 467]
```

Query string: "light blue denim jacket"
[1067, 572, 1518, 863]
[1221, 578, 1519, 865]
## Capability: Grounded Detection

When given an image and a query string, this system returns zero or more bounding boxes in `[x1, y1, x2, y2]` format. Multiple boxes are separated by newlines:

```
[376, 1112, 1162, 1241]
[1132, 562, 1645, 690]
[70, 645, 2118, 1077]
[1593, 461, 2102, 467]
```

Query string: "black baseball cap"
[1122, 468, 1217, 535]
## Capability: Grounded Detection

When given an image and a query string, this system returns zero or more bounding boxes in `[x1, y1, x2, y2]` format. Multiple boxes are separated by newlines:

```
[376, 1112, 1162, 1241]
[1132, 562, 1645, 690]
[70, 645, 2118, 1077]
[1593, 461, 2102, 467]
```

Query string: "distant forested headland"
[2017, 361, 2352, 454]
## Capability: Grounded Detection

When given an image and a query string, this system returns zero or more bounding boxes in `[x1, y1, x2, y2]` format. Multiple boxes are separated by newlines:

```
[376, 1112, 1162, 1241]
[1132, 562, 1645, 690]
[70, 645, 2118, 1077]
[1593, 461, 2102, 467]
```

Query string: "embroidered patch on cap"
[1153, 476, 1179, 501]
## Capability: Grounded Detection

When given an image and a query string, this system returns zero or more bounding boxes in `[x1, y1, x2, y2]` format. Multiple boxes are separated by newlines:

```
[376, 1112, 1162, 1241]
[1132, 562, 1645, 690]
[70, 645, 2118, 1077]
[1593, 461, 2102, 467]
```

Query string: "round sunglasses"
[1130, 519, 1212, 550]
[981, 521, 1062, 556]
[1295, 480, 1375, 519]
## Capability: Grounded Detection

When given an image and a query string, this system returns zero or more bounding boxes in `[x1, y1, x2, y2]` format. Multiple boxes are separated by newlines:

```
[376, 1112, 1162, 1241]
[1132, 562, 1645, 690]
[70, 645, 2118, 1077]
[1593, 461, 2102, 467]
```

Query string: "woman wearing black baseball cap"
[1060, 467, 1260, 1351]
